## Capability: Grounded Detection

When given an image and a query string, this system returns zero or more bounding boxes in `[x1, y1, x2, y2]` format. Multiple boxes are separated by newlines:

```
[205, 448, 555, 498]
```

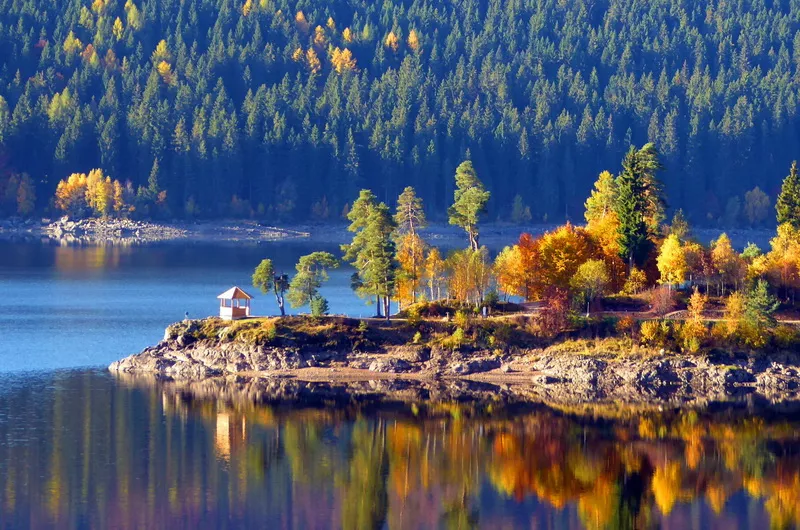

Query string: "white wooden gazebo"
[217, 286, 253, 321]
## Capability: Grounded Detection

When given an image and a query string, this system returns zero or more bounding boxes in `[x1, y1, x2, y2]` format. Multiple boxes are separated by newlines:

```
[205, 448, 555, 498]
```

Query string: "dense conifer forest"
[1, 0, 800, 224]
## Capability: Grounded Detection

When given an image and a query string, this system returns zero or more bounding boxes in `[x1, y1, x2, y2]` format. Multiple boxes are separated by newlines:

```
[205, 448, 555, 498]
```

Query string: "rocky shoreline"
[110, 319, 800, 406]
[0, 216, 309, 244]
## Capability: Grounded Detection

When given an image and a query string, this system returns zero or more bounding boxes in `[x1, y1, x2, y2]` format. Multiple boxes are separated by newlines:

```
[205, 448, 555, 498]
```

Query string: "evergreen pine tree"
[776, 161, 800, 228]
[448, 160, 490, 250]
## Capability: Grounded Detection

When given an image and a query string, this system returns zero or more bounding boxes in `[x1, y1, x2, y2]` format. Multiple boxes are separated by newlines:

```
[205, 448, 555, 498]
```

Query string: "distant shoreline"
[0, 216, 779, 249]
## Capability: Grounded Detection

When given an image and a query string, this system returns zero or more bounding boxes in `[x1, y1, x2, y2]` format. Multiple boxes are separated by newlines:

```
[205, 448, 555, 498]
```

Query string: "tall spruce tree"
[448, 161, 490, 250]
[776, 161, 800, 228]
[615, 144, 664, 269]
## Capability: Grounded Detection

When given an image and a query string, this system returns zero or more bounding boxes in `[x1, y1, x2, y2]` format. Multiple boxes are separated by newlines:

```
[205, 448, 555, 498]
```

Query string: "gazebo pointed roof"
[217, 286, 253, 300]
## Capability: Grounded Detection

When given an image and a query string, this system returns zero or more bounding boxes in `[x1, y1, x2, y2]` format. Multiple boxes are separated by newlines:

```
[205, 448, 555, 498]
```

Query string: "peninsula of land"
[109, 315, 800, 406]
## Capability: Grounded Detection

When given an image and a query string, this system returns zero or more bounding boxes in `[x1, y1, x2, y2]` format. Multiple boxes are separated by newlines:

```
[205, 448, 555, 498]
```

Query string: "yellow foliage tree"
[63, 31, 83, 56]
[763, 223, 800, 301]
[295, 11, 309, 32]
[711, 233, 745, 295]
[396, 233, 427, 305]
[326, 17, 336, 31]
[157, 61, 176, 85]
[125, 1, 143, 31]
[242, 0, 253, 16]
[494, 245, 525, 298]
[55, 173, 89, 217]
[407, 29, 421, 52]
[538, 223, 596, 291]
[55, 170, 126, 218]
[657, 234, 688, 287]
[152, 40, 171, 63]
[306, 48, 321, 74]
[112, 17, 124, 40]
[330, 47, 357, 73]
[343, 27, 353, 43]
[291, 46, 304, 62]
[424, 247, 446, 301]
[385, 31, 399, 52]
[313, 25, 327, 47]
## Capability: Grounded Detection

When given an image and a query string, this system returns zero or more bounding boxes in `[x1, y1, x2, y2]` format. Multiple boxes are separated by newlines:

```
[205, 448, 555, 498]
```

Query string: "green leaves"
[448, 161, 490, 251]
[287, 251, 339, 309]
[776, 161, 800, 229]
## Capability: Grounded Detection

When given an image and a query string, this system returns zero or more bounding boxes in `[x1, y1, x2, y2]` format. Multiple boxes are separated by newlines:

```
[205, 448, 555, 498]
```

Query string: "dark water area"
[0, 240, 369, 372]
[0, 370, 799, 529]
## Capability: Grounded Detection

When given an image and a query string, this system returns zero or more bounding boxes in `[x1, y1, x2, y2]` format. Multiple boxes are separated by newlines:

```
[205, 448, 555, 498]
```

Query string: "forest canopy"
[0, 0, 799, 224]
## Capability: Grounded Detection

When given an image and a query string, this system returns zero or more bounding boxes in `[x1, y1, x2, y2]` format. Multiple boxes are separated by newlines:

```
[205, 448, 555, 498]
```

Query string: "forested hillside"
[1, 0, 800, 223]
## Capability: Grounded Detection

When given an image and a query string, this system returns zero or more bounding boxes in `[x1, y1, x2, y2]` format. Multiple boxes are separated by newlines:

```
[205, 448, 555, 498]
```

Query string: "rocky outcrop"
[46, 216, 186, 243]
[110, 320, 800, 406]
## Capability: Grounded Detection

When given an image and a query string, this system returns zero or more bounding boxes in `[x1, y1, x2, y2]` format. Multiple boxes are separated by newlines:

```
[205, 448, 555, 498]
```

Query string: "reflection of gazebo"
[217, 286, 252, 320]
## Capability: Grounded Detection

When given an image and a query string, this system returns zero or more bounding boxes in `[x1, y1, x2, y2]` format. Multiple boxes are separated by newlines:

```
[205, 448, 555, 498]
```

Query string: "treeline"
[2, 0, 800, 223]
[253, 148, 800, 353]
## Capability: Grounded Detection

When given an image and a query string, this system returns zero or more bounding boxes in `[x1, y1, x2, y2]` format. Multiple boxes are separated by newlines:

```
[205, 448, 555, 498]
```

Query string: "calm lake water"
[0, 240, 371, 372]
[0, 370, 798, 529]
[1, 240, 799, 529]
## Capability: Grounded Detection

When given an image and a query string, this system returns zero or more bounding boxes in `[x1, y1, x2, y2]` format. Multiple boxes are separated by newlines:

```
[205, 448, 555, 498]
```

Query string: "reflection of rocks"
[529, 352, 800, 404]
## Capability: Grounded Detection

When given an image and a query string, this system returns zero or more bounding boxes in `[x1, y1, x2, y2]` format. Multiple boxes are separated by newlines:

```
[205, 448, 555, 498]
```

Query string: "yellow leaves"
[396, 233, 427, 305]
[157, 61, 176, 85]
[54, 169, 128, 218]
[313, 25, 327, 47]
[305, 48, 321, 74]
[385, 31, 399, 52]
[407, 29, 421, 52]
[242, 0, 253, 16]
[295, 10, 309, 32]
[538, 223, 595, 291]
[326, 17, 336, 31]
[112, 17, 124, 40]
[63, 31, 83, 56]
[151, 39, 171, 63]
[91, 0, 106, 13]
[330, 47, 356, 73]
[125, 0, 143, 31]
[657, 233, 688, 286]
[762, 223, 800, 291]
[424, 247, 446, 300]
[291, 46, 304, 62]
[494, 245, 526, 298]
[342, 27, 353, 43]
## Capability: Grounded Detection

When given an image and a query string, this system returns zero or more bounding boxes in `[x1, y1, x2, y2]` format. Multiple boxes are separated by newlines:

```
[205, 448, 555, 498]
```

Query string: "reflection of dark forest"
[1, 372, 799, 529]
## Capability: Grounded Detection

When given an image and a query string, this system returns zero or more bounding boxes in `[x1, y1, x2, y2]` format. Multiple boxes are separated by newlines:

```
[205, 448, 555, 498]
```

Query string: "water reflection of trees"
[1, 374, 800, 529]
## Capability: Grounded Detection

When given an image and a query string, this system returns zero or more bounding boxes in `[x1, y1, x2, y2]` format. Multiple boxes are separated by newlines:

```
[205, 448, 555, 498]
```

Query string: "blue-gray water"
[0, 240, 367, 372]
[0, 240, 799, 529]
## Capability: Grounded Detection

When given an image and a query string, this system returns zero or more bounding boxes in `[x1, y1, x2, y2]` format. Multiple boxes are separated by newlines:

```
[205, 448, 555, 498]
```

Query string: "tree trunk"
[276, 295, 285, 316]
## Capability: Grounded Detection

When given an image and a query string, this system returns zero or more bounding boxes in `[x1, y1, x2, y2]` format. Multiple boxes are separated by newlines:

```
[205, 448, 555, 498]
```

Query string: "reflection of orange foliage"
[705, 482, 729, 514]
